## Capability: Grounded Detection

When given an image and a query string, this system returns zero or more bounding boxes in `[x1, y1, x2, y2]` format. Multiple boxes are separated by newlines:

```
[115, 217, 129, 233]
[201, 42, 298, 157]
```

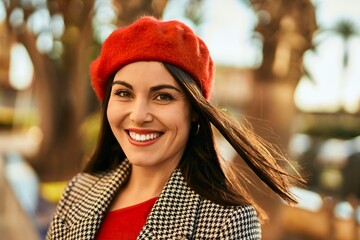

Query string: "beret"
[90, 16, 214, 100]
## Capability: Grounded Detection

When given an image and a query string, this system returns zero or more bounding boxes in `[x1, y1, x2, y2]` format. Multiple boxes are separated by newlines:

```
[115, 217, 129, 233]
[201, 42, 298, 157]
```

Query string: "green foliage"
[80, 112, 100, 157]
[0, 106, 39, 130]
[0, 107, 13, 129]
[297, 113, 360, 139]
[185, 0, 204, 26]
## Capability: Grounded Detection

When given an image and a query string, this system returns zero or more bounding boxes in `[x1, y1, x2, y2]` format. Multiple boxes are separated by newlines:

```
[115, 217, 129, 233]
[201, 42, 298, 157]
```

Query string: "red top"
[96, 197, 158, 240]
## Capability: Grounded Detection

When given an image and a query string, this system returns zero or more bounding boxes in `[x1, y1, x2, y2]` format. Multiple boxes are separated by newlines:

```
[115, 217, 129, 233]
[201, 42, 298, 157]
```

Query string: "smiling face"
[107, 61, 194, 173]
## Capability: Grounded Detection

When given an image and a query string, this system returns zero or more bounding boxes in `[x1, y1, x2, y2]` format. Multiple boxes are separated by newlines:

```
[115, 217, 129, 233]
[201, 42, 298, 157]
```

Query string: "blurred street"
[0, 131, 41, 240]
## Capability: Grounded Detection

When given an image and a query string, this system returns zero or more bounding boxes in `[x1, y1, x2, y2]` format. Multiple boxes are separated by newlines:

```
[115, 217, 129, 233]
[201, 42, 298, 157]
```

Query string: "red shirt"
[96, 197, 158, 240]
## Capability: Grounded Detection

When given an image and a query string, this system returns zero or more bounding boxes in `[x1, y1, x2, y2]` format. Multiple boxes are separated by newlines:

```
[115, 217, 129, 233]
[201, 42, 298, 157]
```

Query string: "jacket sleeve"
[217, 205, 261, 240]
[45, 173, 82, 240]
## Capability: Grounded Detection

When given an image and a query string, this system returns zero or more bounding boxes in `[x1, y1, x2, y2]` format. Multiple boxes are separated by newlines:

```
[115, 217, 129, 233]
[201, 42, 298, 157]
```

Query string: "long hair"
[84, 73, 124, 172]
[84, 62, 303, 219]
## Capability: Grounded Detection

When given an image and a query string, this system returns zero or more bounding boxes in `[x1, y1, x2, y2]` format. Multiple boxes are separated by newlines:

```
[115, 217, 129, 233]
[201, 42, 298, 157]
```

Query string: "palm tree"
[239, 1, 317, 239]
[327, 19, 360, 69]
[247, 0, 317, 147]
[314, 19, 360, 111]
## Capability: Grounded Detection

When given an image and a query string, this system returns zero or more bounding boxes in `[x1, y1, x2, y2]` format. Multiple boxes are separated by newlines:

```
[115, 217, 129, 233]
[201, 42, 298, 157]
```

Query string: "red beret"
[90, 16, 214, 100]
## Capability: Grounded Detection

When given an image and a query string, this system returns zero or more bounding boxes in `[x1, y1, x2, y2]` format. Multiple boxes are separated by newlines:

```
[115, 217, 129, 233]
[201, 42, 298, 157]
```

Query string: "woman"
[46, 16, 301, 240]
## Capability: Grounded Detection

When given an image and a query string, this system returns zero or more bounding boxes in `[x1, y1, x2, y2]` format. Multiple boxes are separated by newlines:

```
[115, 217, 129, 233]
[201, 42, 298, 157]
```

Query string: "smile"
[128, 131, 161, 142]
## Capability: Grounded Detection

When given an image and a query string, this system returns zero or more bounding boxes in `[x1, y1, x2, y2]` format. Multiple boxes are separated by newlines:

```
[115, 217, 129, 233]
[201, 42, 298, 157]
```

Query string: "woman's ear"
[191, 111, 199, 122]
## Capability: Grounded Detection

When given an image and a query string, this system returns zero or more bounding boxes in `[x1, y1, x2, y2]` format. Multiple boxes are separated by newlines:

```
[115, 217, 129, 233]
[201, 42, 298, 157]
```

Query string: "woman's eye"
[155, 93, 174, 101]
[114, 90, 132, 98]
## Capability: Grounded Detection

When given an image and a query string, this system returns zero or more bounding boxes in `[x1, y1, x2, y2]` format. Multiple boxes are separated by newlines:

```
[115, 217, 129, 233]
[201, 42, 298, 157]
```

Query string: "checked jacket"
[46, 160, 261, 239]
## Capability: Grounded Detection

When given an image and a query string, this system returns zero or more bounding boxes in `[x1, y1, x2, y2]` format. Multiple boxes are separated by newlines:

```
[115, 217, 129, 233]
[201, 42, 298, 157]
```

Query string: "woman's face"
[107, 61, 194, 173]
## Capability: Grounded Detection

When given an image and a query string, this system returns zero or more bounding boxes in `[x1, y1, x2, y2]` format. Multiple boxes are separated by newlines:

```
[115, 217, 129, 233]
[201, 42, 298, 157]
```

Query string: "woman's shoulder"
[65, 170, 106, 192]
[197, 199, 261, 239]
[54, 171, 103, 214]
[55, 162, 131, 214]
[59, 162, 130, 202]
[200, 198, 259, 220]
[67, 171, 106, 190]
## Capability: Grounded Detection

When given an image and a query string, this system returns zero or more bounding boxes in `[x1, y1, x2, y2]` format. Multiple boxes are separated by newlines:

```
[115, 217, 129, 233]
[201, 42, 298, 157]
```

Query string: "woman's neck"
[109, 164, 175, 211]
[127, 165, 173, 196]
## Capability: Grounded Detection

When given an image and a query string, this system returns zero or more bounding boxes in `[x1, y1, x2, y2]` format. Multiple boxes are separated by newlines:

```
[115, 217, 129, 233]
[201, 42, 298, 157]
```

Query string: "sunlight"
[295, 0, 360, 112]
[0, 1, 5, 22]
[163, 0, 262, 68]
[9, 44, 33, 90]
[165, 0, 360, 113]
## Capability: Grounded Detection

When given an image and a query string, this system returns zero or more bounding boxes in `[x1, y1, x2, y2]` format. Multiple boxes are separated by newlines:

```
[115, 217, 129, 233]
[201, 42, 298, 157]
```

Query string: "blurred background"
[0, 0, 359, 239]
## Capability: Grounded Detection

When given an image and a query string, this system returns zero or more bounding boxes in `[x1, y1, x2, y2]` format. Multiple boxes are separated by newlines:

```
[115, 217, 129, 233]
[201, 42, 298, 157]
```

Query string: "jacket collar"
[63, 160, 132, 238]
[76, 160, 201, 239]
[139, 168, 201, 239]
[83, 160, 132, 218]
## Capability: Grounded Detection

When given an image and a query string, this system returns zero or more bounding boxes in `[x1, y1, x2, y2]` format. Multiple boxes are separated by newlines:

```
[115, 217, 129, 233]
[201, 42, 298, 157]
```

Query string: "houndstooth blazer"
[46, 160, 261, 239]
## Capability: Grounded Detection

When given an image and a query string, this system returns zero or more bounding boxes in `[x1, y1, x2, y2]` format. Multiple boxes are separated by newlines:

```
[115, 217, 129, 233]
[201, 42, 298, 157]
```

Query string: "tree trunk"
[241, 1, 317, 239]
[5, 0, 95, 182]
[35, 0, 95, 181]
[113, 0, 168, 26]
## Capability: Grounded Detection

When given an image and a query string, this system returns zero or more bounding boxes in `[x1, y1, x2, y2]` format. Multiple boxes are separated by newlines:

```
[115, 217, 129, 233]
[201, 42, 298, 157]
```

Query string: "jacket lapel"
[66, 160, 131, 239]
[138, 169, 201, 239]
[84, 160, 132, 217]
[65, 162, 201, 239]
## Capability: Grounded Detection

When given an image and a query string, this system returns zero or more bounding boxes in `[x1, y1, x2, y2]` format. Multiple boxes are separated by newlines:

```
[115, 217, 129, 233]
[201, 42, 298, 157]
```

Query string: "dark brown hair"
[84, 62, 303, 219]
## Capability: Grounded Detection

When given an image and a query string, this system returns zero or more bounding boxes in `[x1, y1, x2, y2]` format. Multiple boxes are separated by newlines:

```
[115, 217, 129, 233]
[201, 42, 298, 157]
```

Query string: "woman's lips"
[128, 131, 161, 142]
[126, 129, 163, 145]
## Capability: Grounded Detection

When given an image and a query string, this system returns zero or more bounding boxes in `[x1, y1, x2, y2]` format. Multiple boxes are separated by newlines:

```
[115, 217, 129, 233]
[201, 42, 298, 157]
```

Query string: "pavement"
[0, 128, 40, 158]
[0, 130, 41, 240]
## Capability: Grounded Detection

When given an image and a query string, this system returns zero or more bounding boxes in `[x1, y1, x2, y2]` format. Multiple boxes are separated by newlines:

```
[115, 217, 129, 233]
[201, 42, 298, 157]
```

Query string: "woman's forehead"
[113, 61, 179, 87]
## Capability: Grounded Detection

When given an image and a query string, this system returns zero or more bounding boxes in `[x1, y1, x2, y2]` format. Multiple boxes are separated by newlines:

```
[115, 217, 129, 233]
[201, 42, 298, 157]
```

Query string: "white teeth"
[129, 131, 160, 142]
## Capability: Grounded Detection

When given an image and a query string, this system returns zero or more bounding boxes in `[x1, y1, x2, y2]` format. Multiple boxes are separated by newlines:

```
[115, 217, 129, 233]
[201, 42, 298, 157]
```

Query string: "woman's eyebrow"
[112, 81, 181, 93]
[150, 84, 181, 93]
[112, 80, 133, 89]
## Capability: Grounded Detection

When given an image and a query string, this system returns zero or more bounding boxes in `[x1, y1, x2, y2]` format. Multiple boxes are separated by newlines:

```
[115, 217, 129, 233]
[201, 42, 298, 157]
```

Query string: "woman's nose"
[129, 99, 153, 124]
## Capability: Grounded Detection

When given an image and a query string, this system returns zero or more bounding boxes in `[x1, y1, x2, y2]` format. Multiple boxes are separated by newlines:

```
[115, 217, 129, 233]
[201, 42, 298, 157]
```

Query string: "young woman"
[46, 16, 301, 240]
